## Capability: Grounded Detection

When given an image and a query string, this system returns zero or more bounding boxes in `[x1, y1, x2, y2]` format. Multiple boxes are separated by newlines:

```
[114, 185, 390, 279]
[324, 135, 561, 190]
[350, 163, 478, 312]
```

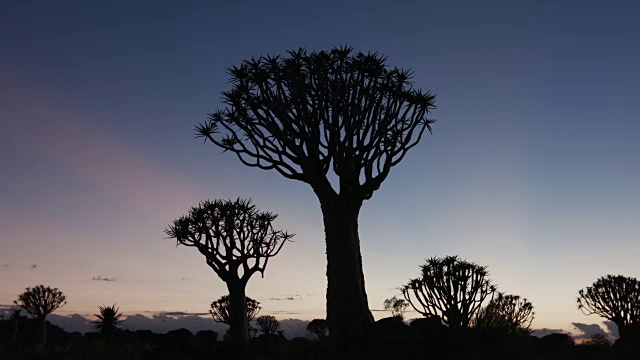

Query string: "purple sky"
[1, 0, 639, 335]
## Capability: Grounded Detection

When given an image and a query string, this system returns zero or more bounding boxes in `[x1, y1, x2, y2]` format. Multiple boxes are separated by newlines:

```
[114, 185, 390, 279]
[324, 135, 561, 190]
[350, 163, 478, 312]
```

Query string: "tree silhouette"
[14, 285, 66, 345]
[471, 292, 534, 335]
[9, 308, 24, 345]
[166, 198, 291, 355]
[401, 256, 496, 328]
[383, 296, 409, 319]
[195, 45, 437, 347]
[256, 315, 281, 335]
[577, 275, 640, 339]
[307, 319, 328, 340]
[210, 295, 261, 324]
[92, 304, 124, 338]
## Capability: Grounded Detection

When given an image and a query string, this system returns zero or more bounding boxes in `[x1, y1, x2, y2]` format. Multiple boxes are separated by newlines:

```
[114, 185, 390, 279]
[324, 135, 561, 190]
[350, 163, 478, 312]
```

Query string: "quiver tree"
[256, 315, 281, 335]
[307, 319, 328, 340]
[383, 296, 409, 319]
[195, 45, 437, 348]
[14, 285, 66, 345]
[577, 275, 640, 339]
[210, 295, 261, 324]
[92, 304, 124, 338]
[166, 198, 291, 355]
[471, 292, 534, 335]
[401, 256, 496, 328]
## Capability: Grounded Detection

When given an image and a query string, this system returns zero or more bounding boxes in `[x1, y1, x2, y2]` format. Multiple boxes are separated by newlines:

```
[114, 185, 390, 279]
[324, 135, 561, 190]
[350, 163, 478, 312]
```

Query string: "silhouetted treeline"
[2, 316, 639, 360]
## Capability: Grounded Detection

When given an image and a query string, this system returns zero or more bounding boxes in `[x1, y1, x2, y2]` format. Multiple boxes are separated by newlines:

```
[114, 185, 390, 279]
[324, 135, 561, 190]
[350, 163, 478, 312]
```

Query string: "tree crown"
[196, 46, 436, 199]
[14, 285, 66, 318]
[166, 198, 293, 282]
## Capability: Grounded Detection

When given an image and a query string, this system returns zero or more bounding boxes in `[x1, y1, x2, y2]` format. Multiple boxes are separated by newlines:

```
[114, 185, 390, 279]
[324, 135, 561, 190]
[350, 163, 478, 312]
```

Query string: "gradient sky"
[1, 0, 639, 334]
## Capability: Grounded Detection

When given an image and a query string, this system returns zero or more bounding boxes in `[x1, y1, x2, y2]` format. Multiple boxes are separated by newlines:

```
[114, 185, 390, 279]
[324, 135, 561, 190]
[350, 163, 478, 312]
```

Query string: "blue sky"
[1, 0, 639, 334]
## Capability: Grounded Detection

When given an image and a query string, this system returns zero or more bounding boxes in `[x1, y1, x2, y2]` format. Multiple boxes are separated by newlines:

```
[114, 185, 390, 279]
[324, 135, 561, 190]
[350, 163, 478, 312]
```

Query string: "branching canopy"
[401, 256, 496, 328]
[577, 275, 640, 330]
[165, 198, 293, 283]
[256, 315, 281, 335]
[14, 285, 66, 319]
[307, 318, 328, 338]
[383, 296, 409, 319]
[196, 46, 436, 199]
[210, 295, 261, 324]
[471, 292, 534, 334]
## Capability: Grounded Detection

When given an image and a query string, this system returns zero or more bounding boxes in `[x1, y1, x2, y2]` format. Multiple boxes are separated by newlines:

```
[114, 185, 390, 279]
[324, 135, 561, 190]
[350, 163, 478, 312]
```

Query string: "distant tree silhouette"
[577, 275, 640, 339]
[383, 296, 409, 319]
[210, 295, 261, 325]
[471, 292, 534, 335]
[582, 333, 611, 347]
[401, 256, 496, 328]
[195, 46, 437, 348]
[14, 285, 66, 345]
[92, 304, 124, 338]
[256, 315, 281, 335]
[307, 319, 328, 340]
[9, 308, 24, 345]
[167, 198, 291, 355]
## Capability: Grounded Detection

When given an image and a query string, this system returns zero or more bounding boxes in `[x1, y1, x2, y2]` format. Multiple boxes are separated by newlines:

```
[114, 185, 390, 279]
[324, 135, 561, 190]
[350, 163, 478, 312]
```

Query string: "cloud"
[44, 312, 314, 339]
[571, 322, 605, 340]
[269, 295, 302, 301]
[92, 276, 117, 281]
[531, 328, 567, 337]
[571, 322, 618, 343]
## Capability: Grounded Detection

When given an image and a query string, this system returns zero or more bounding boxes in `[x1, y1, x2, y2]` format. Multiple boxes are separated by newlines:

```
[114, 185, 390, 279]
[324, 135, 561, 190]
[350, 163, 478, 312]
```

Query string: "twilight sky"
[1, 0, 639, 334]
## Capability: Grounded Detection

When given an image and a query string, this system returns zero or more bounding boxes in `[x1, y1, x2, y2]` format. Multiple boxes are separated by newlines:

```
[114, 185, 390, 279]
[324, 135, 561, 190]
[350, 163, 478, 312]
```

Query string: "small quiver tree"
[401, 256, 496, 328]
[577, 275, 640, 339]
[92, 304, 124, 338]
[471, 292, 534, 335]
[307, 319, 328, 341]
[210, 295, 261, 325]
[166, 198, 292, 355]
[256, 315, 281, 335]
[14, 285, 66, 346]
[383, 296, 409, 319]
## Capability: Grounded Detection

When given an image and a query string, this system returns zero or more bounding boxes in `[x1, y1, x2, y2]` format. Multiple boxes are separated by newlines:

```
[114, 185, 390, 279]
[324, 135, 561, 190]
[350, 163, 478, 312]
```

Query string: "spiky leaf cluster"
[401, 256, 496, 328]
[472, 292, 534, 334]
[92, 304, 124, 335]
[196, 46, 436, 199]
[14, 285, 66, 319]
[166, 198, 293, 282]
[210, 295, 261, 325]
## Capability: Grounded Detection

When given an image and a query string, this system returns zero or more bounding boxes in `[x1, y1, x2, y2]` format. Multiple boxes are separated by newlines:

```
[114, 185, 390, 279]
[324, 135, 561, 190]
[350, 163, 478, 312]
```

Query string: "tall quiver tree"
[14, 285, 66, 346]
[166, 198, 292, 355]
[577, 275, 640, 339]
[195, 46, 437, 347]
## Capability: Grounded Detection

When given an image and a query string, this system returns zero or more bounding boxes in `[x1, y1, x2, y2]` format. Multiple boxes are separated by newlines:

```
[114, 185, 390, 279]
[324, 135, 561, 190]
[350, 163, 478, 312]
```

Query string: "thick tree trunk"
[227, 281, 249, 358]
[318, 191, 374, 355]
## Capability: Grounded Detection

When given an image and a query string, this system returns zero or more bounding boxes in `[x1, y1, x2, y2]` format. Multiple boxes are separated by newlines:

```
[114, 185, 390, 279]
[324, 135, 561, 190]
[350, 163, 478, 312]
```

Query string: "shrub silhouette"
[307, 319, 328, 340]
[383, 296, 409, 319]
[14, 285, 66, 345]
[577, 274, 640, 339]
[92, 304, 124, 338]
[401, 256, 496, 328]
[195, 45, 437, 347]
[471, 292, 534, 335]
[256, 315, 281, 335]
[166, 198, 291, 355]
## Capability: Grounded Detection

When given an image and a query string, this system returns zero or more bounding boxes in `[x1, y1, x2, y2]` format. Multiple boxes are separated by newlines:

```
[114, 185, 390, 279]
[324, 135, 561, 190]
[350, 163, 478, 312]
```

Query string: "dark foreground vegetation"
[1, 316, 639, 360]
